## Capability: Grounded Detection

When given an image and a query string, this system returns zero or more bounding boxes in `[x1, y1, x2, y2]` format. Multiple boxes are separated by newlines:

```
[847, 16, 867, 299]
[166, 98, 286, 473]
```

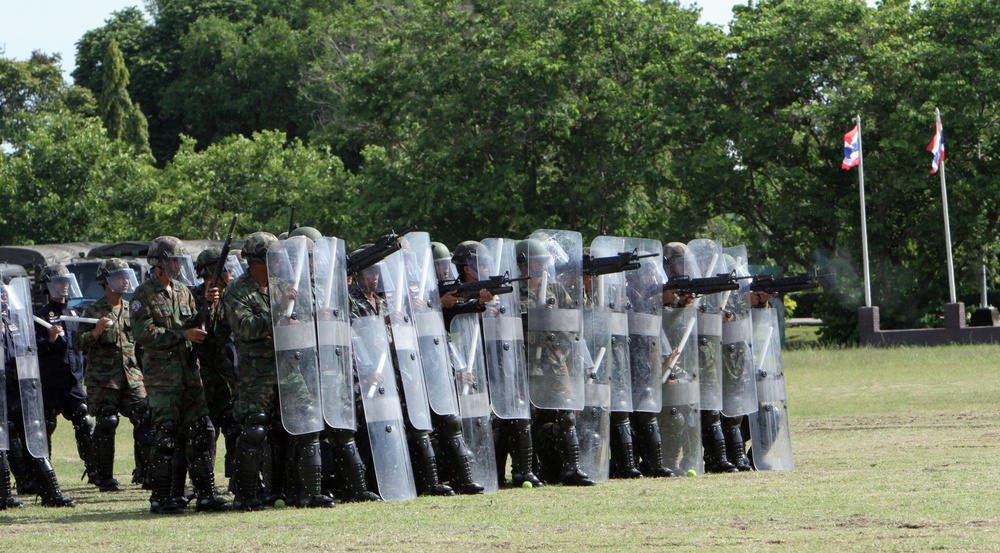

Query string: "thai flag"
[927, 120, 945, 174]
[841, 124, 861, 170]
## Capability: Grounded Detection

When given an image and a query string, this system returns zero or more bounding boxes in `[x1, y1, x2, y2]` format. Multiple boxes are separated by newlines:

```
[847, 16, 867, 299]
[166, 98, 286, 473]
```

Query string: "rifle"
[346, 226, 417, 276]
[287, 207, 297, 236]
[583, 249, 657, 276]
[187, 216, 237, 362]
[439, 272, 530, 300]
[663, 272, 741, 297]
[750, 272, 826, 295]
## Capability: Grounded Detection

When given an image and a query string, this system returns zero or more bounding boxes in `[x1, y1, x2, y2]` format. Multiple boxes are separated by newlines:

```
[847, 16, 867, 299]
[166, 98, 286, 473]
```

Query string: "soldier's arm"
[74, 303, 102, 352]
[224, 287, 272, 342]
[130, 289, 187, 350]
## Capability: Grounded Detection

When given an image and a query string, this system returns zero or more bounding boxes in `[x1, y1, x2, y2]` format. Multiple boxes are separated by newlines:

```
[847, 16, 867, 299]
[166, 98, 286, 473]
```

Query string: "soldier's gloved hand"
[92, 317, 113, 337]
[184, 327, 208, 344]
[439, 290, 460, 309]
[204, 286, 221, 303]
[48, 324, 65, 343]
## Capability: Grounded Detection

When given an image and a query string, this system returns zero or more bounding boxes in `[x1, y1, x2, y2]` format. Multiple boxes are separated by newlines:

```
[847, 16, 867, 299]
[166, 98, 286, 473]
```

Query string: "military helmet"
[289, 226, 322, 240]
[147, 236, 187, 268]
[663, 242, 692, 277]
[431, 242, 451, 261]
[195, 247, 223, 278]
[39, 264, 70, 283]
[451, 241, 485, 267]
[242, 231, 279, 262]
[96, 258, 130, 284]
[515, 238, 549, 264]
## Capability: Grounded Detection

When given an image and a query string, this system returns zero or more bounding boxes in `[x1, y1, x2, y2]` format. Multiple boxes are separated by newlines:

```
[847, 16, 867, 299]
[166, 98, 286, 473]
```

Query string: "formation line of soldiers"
[0, 228, 793, 513]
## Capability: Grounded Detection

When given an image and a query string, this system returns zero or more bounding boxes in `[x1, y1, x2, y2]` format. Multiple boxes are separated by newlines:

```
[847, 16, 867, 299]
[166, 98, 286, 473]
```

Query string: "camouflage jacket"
[192, 282, 236, 382]
[130, 276, 199, 387]
[223, 271, 276, 387]
[76, 296, 142, 390]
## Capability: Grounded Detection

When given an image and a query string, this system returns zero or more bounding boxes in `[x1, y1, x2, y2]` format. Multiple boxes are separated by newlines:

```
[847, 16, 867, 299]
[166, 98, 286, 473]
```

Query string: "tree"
[99, 38, 152, 156]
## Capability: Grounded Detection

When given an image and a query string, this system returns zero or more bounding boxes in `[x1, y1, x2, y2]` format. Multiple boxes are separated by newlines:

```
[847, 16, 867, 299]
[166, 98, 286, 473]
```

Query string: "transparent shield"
[401, 232, 458, 417]
[624, 237, 664, 413]
[577, 404, 611, 484]
[353, 317, 417, 501]
[6, 278, 49, 458]
[267, 237, 323, 435]
[105, 268, 139, 295]
[314, 238, 355, 430]
[660, 306, 702, 474]
[750, 308, 793, 471]
[450, 313, 499, 492]
[224, 254, 245, 280]
[382, 249, 432, 431]
[167, 255, 198, 287]
[479, 238, 530, 420]
[590, 235, 632, 413]
[525, 230, 584, 411]
[721, 245, 757, 417]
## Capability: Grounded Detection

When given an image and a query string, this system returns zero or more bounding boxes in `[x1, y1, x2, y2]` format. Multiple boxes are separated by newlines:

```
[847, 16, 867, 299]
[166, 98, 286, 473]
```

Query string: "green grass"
[4, 344, 1000, 551]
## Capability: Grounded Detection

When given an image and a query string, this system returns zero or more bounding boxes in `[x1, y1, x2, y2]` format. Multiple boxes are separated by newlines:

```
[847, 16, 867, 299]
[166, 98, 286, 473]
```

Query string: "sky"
[0, 0, 745, 82]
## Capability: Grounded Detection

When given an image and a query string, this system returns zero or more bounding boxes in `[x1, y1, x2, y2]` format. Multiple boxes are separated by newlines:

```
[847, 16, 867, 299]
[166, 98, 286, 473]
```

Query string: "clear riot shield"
[449, 313, 499, 493]
[0, 333, 7, 451]
[479, 238, 531, 420]
[313, 237, 355, 431]
[624, 238, 665, 413]
[721, 245, 758, 417]
[658, 305, 703, 475]
[688, 239, 726, 412]
[267, 237, 323, 436]
[382, 249, 433, 431]
[353, 317, 417, 501]
[580, 274, 612, 483]
[749, 308, 793, 471]
[401, 232, 458, 417]
[589, 236, 632, 413]
[6, 278, 48, 458]
[525, 230, 584, 411]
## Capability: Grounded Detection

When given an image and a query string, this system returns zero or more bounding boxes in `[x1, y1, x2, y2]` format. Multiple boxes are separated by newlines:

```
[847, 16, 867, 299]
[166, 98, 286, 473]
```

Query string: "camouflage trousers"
[87, 384, 146, 419]
[146, 384, 209, 428]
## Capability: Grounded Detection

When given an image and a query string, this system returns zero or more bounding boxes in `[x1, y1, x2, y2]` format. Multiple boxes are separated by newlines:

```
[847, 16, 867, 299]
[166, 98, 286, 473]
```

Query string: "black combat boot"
[557, 427, 595, 487]
[410, 433, 454, 496]
[609, 420, 643, 479]
[93, 409, 121, 491]
[72, 405, 99, 487]
[702, 421, 737, 473]
[170, 446, 191, 507]
[8, 431, 35, 496]
[441, 434, 484, 495]
[723, 420, 754, 472]
[232, 435, 264, 512]
[338, 440, 381, 502]
[31, 457, 75, 508]
[509, 421, 543, 488]
[1, 451, 21, 509]
[634, 419, 674, 478]
[148, 451, 182, 515]
[294, 436, 334, 508]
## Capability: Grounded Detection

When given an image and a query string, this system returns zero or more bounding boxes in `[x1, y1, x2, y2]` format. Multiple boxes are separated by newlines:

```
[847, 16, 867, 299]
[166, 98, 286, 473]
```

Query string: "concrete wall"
[858, 303, 1000, 346]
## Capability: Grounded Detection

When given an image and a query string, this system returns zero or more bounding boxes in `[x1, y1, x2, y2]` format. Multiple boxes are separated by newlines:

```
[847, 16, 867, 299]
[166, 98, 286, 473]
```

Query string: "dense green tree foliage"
[3, 0, 1000, 342]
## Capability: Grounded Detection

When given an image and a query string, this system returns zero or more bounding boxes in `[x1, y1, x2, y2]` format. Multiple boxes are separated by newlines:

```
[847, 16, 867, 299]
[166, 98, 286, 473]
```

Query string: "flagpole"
[856, 115, 872, 307]
[936, 108, 957, 303]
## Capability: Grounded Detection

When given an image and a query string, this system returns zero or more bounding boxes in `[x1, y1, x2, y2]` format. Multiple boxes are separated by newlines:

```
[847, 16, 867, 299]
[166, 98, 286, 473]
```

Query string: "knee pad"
[45, 411, 58, 436]
[154, 420, 179, 457]
[722, 415, 743, 429]
[187, 416, 215, 454]
[129, 399, 150, 426]
[71, 403, 95, 432]
[239, 413, 270, 448]
[437, 414, 463, 438]
[701, 410, 721, 425]
[96, 406, 120, 433]
[556, 410, 576, 430]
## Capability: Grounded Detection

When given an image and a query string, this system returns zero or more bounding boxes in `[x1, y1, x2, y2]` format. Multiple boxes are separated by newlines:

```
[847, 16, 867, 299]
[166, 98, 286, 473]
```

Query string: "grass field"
[3, 343, 999, 552]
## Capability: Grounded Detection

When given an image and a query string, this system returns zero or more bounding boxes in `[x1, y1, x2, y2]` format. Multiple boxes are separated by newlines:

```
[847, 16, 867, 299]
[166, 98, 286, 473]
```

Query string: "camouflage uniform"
[131, 236, 227, 513]
[77, 295, 153, 490]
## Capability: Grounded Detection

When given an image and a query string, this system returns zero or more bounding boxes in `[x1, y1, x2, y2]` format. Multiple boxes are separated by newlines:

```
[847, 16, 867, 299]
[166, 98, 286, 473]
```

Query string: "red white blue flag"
[927, 120, 945, 174]
[842, 124, 861, 170]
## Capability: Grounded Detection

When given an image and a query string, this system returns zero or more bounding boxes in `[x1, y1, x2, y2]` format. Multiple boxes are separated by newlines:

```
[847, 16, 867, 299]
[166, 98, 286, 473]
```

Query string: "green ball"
[686, 469, 697, 477]
[274, 499, 286, 508]
[521, 481, 533, 489]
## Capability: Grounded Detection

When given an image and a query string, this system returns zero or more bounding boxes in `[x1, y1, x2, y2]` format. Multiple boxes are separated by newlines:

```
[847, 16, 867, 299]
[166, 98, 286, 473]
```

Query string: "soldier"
[191, 248, 240, 488]
[131, 236, 228, 514]
[33, 264, 98, 485]
[75, 259, 154, 491]
[224, 232, 335, 510]
[3, 279, 75, 507]
[518, 235, 594, 486]
[719, 249, 757, 472]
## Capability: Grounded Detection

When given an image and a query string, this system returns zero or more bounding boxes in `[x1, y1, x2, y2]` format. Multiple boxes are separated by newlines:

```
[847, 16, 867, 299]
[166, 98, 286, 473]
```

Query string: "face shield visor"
[224, 254, 244, 280]
[165, 255, 198, 287]
[105, 268, 139, 294]
[46, 274, 83, 300]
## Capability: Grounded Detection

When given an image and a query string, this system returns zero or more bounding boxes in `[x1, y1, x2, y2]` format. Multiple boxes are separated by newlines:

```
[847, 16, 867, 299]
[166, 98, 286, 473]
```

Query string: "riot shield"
[449, 313, 499, 493]
[267, 236, 323, 436]
[0, 330, 7, 451]
[6, 278, 48, 458]
[688, 239, 726, 412]
[589, 236, 632, 413]
[749, 308, 793, 471]
[353, 316, 417, 500]
[313, 237, 356, 431]
[382, 249, 433, 431]
[721, 245, 758, 417]
[658, 305, 703, 475]
[580, 274, 612, 483]
[624, 238, 665, 413]
[525, 230, 584, 411]
[401, 232, 458, 417]
[478, 238, 531, 420]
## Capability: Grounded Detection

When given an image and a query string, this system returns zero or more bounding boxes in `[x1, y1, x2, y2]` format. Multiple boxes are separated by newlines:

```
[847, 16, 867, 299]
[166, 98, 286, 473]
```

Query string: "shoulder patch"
[131, 300, 143, 313]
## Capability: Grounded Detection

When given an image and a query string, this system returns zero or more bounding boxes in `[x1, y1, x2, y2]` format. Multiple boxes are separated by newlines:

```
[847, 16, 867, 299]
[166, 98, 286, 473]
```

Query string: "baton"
[60, 315, 114, 327]
[592, 346, 607, 373]
[662, 317, 696, 384]
[755, 326, 774, 374]
[462, 325, 480, 396]
[365, 352, 388, 398]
